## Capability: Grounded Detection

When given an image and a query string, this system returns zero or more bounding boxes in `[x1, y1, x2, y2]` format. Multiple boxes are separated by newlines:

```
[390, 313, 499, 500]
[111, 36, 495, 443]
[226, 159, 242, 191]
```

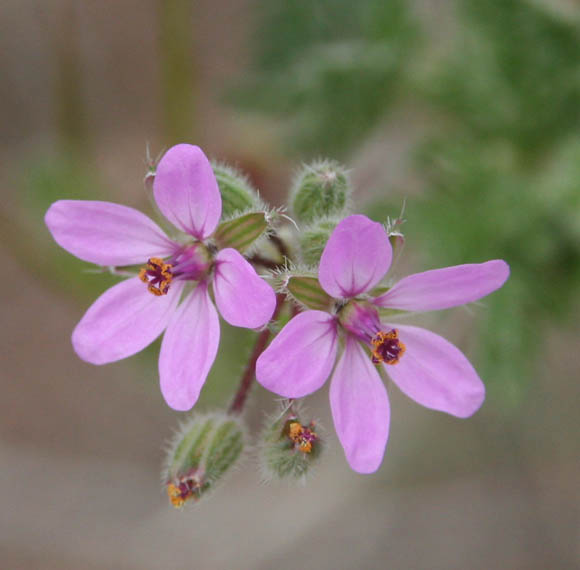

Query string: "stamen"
[139, 257, 173, 296]
[287, 420, 318, 454]
[371, 329, 406, 365]
[166, 474, 202, 508]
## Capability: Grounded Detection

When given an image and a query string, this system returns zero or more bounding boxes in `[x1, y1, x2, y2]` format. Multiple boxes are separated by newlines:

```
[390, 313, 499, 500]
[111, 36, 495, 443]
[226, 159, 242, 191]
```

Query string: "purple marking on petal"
[72, 277, 183, 365]
[319, 215, 392, 299]
[256, 311, 338, 398]
[213, 248, 276, 328]
[45, 200, 175, 266]
[384, 324, 485, 418]
[159, 284, 220, 411]
[329, 338, 390, 474]
[373, 260, 510, 311]
[153, 144, 222, 239]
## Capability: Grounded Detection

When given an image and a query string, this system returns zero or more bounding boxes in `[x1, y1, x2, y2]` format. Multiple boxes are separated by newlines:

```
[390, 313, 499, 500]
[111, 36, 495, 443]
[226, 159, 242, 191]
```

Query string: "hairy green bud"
[163, 413, 245, 508]
[291, 160, 351, 224]
[260, 405, 323, 480]
[299, 218, 338, 266]
[212, 162, 261, 218]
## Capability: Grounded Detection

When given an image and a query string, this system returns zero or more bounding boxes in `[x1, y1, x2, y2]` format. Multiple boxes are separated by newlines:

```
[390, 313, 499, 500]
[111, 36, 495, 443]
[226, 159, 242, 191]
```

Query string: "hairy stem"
[269, 233, 290, 261]
[228, 294, 286, 415]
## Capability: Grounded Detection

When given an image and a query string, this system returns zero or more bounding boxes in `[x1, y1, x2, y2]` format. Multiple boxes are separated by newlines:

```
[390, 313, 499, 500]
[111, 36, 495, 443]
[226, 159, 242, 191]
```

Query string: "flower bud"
[163, 413, 245, 508]
[213, 211, 269, 252]
[299, 218, 338, 266]
[260, 405, 323, 480]
[290, 160, 351, 224]
[212, 162, 261, 219]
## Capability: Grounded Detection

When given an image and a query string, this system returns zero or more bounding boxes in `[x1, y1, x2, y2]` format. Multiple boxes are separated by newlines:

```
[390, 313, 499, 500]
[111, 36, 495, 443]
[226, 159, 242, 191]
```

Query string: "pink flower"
[45, 144, 276, 411]
[256, 215, 509, 473]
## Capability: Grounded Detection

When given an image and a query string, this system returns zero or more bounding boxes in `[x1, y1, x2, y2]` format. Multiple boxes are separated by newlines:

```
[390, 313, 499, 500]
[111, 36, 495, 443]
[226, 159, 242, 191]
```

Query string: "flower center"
[166, 474, 203, 508]
[287, 420, 318, 454]
[338, 299, 382, 343]
[139, 244, 212, 296]
[371, 329, 406, 365]
[139, 257, 173, 296]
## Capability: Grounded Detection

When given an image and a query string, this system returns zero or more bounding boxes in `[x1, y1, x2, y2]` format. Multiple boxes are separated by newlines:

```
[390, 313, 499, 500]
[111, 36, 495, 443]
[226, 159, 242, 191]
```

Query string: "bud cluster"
[46, 143, 507, 504]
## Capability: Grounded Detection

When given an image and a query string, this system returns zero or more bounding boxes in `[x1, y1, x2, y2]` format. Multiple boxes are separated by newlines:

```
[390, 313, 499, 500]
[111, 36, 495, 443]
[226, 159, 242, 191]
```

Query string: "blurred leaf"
[228, 0, 417, 156]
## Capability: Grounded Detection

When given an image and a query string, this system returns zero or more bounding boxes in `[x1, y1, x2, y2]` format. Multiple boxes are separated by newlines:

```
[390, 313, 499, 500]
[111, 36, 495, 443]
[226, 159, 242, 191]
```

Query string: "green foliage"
[427, 0, 580, 154]
[229, 0, 417, 155]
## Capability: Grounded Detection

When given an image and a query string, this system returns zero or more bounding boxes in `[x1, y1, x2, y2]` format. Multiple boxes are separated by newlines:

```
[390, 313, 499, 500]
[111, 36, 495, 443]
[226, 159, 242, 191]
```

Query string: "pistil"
[371, 329, 406, 365]
[139, 257, 173, 296]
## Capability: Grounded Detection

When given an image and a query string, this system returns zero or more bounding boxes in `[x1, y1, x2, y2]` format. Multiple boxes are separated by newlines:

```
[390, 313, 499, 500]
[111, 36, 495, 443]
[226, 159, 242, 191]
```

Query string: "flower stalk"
[228, 293, 287, 415]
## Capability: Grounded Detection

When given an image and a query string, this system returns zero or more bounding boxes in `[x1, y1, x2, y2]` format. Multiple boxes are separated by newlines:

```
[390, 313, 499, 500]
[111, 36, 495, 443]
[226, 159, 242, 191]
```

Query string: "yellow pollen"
[167, 483, 186, 509]
[288, 421, 303, 441]
[139, 257, 173, 296]
[287, 421, 317, 454]
[371, 329, 406, 365]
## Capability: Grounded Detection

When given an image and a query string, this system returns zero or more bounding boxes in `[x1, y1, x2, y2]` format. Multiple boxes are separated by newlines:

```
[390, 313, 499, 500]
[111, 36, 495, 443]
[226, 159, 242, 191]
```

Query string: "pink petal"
[45, 200, 174, 266]
[385, 324, 485, 418]
[72, 277, 183, 365]
[329, 338, 390, 474]
[374, 260, 510, 311]
[319, 215, 392, 298]
[256, 311, 338, 398]
[153, 144, 221, 239]
[159, 284, 220, 411]
[213, 248, 276, 328]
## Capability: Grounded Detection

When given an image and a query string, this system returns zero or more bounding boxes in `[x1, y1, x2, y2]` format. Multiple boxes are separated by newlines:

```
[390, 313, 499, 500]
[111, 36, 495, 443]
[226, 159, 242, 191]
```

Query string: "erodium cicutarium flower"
[256, 215, 510, 473]
[45, 144, 276, 411]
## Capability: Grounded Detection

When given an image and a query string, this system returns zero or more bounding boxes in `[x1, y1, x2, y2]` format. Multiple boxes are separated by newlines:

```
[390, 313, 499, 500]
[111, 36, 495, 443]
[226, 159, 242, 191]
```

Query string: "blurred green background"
[1, 1, 578, 568]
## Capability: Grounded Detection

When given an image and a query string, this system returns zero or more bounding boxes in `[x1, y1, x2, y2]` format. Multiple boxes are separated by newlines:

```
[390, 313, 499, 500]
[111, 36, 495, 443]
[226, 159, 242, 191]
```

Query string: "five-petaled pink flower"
[256, 215, 509, 473]
[45, 144, 276, 411]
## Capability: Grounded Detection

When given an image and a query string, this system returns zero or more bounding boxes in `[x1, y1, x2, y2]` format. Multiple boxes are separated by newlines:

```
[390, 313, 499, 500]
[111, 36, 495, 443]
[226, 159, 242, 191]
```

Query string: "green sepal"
[368, 285, 390, 297]
[376, 307, 409, 320]
[214, 211, 269, 252]
[286, 275, 333, 311]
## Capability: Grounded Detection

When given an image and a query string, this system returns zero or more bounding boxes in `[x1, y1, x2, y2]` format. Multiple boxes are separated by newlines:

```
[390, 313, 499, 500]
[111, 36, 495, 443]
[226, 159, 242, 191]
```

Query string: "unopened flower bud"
[163, 413, 245, 508]
[299, 218, 338, 266]
[291, 160, 351, 224]
[212, 162, 261, 219]
[260, 405, 323, 480]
